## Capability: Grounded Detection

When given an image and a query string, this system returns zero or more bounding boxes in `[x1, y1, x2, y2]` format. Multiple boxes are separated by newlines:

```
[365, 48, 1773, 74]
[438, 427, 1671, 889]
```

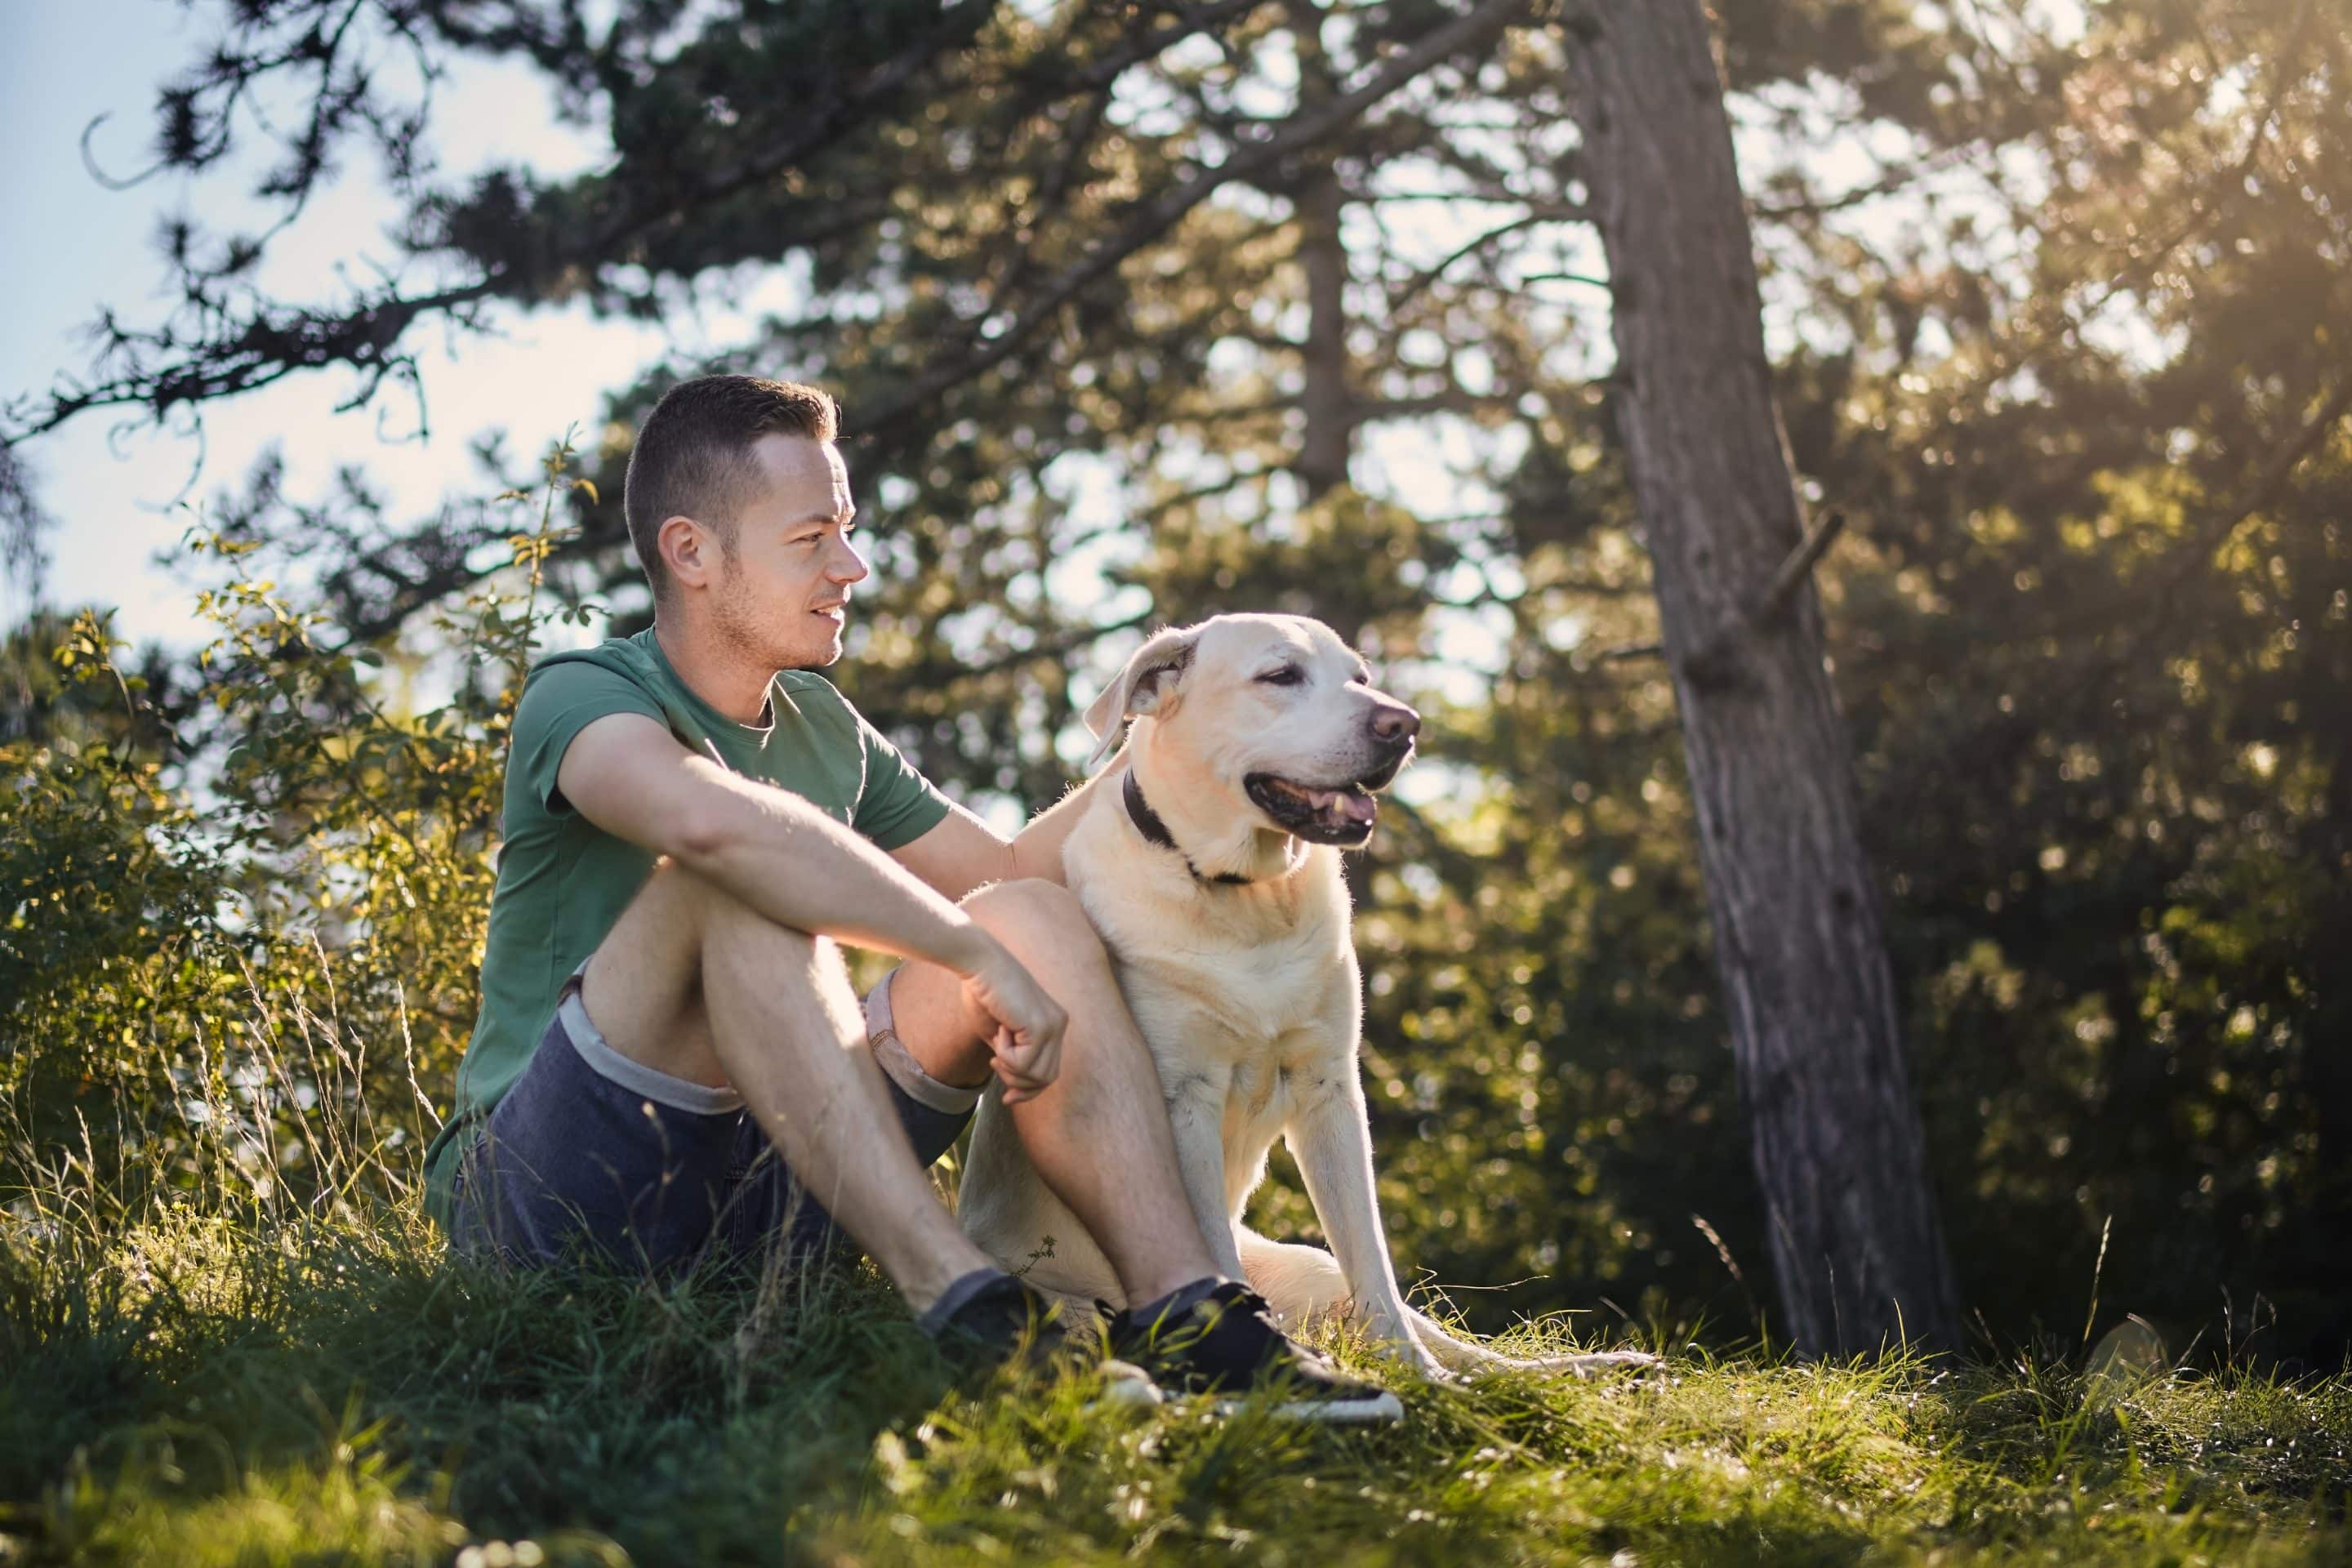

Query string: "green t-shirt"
[420, 628, 954, 1226]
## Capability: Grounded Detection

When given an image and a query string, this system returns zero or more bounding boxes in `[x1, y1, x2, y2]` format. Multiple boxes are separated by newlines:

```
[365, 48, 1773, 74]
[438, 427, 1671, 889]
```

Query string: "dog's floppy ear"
[1083, 623, 1200, 772]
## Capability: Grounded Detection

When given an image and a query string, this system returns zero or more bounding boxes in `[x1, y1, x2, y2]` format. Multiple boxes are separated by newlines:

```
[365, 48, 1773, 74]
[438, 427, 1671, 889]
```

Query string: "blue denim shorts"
[447, 965, 980, 1277]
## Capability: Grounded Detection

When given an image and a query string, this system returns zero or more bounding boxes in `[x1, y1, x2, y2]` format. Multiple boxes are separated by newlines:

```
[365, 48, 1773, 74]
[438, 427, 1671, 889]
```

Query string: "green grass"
[4, 1177, 2347, 1568]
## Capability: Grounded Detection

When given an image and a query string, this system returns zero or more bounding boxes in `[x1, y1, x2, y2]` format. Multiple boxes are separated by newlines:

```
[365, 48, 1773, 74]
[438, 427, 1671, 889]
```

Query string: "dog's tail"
[1233, 1227, 1658, 1377]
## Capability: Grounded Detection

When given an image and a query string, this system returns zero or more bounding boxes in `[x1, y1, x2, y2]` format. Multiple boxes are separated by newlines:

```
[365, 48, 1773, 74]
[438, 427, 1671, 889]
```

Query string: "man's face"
[705, 433, 868, 670]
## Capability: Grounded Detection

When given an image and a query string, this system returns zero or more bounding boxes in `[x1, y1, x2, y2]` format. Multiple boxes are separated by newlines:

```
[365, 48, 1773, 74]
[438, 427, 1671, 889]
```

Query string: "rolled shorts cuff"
[557, 978, 744, 1115]
[864, 967, 987, 1117]
[553, 962, 984, 1119]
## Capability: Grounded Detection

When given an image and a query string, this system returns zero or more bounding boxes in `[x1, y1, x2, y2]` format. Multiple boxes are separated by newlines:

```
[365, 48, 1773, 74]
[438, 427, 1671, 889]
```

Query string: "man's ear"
[1083, 623, 1201, 773]
[658, 513, 715, 591]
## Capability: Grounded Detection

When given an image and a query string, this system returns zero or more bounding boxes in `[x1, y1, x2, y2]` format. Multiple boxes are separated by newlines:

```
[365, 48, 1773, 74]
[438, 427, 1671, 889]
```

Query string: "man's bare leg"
[577, 859, 995, 1315]
[885, 879, 1223, 1307]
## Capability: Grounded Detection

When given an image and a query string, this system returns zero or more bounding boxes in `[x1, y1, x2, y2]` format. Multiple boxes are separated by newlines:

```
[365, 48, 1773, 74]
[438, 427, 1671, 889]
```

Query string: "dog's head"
[1083, 613, 1419, 849]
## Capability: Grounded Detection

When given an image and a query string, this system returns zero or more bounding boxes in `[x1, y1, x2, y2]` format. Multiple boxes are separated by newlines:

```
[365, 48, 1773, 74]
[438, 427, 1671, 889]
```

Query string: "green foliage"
[0, 439, 596, 1206]
[2, 608, 234, 1160]
[1776, 0, 2352, 1354]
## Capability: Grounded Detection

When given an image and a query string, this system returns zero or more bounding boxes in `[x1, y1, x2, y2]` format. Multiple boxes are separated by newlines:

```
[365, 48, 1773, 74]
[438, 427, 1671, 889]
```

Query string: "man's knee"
[647, 856, 795, 933]
[962, 877, 1099, 954]
[608, 858, 826, 981]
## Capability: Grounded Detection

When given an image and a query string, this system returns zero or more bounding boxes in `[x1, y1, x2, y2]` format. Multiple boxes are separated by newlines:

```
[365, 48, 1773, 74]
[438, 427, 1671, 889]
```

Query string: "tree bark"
[1291, 2, 1355, 503]
[1567, 0, 1961, 1355]
[1295, 166, 1354, 501]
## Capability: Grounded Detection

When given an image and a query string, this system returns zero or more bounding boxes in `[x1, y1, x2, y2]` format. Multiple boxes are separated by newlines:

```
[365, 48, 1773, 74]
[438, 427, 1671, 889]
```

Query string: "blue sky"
[1, 0, 681, 648]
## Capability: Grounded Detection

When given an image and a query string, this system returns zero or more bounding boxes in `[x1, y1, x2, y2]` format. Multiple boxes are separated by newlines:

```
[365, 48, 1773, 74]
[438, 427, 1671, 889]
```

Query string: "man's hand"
[953, 934, 1067, 1106]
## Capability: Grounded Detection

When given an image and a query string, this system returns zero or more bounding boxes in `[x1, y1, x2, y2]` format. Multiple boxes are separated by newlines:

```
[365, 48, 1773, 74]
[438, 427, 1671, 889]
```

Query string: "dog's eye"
[1256, 666, 1306, 688]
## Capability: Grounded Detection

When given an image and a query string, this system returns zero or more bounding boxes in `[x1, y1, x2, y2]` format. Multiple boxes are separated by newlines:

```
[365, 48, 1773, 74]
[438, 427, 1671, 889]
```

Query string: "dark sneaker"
[933, 1274, 1160, 1405]
[931, 1272, 1068, 1372]
[1104, 1281, 1404, 1424]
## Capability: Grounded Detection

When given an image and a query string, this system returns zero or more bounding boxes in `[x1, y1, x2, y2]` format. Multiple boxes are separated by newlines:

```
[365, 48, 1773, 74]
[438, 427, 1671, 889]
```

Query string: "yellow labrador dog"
[958, 613, 1652, 1379]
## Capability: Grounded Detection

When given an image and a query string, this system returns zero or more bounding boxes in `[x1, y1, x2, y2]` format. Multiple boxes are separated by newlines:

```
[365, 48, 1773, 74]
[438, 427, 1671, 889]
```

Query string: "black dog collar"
[1123, 768, 1255, 886]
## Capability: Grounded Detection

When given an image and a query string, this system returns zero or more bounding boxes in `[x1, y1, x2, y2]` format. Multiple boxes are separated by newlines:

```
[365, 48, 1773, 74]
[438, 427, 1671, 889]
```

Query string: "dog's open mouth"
[1245, 766, 1399, 846]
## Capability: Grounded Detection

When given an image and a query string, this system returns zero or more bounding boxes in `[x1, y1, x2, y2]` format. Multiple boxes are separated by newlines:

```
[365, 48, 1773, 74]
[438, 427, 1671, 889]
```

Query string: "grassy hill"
[4, 1167, 2345, 1567]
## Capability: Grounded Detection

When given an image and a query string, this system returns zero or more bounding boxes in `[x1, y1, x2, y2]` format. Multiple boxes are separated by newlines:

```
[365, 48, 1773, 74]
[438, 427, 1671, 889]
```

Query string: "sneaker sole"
[1094, 1359, 1165, 1408]
[1213, 1388, 1405, 1424]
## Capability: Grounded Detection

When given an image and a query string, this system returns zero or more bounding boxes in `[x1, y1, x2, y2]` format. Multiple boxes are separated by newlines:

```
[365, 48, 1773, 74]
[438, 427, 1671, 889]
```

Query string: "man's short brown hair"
[622, 374, 840, 600]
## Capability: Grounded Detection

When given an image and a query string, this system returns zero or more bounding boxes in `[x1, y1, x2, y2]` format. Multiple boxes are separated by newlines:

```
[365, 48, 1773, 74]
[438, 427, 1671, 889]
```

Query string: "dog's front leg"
[1163, 1070, 1250, 1281]
[1284, 1077, 1449, 1380]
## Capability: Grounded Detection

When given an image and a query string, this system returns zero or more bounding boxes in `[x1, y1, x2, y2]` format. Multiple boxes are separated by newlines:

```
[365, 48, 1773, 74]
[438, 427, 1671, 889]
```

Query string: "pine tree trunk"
[1291, 2, 1354, 503]
[1567, 0, 1961, 1355]
[1295, 166, 1353, 501]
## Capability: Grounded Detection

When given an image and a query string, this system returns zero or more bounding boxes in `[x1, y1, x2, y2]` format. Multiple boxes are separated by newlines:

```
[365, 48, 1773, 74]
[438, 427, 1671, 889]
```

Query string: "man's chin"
[775, 634, 844, 670]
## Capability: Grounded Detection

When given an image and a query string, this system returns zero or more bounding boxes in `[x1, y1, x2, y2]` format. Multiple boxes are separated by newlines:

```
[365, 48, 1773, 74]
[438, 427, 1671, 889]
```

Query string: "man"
[422, 374, 1399, 1420]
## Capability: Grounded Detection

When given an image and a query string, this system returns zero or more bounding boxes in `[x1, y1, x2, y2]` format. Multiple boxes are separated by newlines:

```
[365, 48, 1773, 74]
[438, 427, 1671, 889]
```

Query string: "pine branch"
[852, 0, 1533, 440]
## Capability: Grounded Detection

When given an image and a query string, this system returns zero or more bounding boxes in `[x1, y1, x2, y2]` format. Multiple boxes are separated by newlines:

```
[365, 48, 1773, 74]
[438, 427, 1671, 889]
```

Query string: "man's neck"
[652, 616, 776, 726]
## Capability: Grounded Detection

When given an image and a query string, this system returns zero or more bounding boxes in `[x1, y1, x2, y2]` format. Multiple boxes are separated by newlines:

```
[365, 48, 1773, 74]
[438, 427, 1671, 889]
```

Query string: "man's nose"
[1369, 698, 1420, 746]
[831, 533, 871, 583]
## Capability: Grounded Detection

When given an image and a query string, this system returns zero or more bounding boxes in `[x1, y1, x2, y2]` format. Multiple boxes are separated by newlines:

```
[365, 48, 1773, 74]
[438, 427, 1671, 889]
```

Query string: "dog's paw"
[1446, 1345, 1662, 1380]
[1379, 1348, 1455, 1386]
[1546, 1348, 1663, 1379]
[1361, 1333, 1454, 1386]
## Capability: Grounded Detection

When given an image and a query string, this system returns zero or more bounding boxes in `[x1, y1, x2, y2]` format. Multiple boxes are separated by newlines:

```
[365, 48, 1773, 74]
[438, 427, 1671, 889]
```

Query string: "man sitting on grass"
[421, 374, 1400, 1421]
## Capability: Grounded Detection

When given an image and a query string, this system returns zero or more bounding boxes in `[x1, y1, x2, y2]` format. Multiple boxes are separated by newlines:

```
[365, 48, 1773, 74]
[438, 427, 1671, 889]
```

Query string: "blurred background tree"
[3, 0, 2345, 1365]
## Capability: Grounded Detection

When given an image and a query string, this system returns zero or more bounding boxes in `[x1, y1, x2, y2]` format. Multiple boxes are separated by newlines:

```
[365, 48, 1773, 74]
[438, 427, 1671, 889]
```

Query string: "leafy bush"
[1, 439, 594, 1209]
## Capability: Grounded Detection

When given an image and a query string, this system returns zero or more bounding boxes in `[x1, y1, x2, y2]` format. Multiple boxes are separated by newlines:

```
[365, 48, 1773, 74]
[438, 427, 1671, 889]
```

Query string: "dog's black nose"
[1369, 701, 1420, 746]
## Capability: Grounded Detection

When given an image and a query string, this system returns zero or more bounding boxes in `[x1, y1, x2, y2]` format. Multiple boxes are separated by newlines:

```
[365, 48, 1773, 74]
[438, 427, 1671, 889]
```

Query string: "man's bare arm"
[889, 768, 1105, 900]
[558, 711, 1071, 1098]
[558, 711, 993, 973]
